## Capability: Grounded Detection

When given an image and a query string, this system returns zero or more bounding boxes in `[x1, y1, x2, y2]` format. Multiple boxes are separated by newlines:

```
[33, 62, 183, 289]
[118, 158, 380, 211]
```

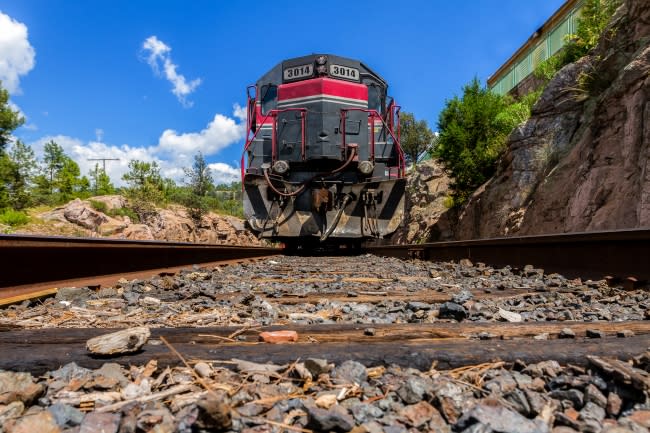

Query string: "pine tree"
[183, 152, 214, 222]
[0, 85, 24, 151]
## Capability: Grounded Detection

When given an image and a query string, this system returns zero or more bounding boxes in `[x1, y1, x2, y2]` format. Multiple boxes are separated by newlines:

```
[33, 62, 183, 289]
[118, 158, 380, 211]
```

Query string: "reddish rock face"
[391, 159, 455, 244]
[455, 0, 650, 239]
[31, 195, 264, 246]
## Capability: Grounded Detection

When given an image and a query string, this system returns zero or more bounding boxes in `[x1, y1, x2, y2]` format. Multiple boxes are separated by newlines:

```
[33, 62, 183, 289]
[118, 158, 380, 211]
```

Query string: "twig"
[197, 334, 236, 343]
[228, 325, 262, 340]
[96, 384, 192, 413]
[242, 417, 313, 433]
[160, 336, 218, 397]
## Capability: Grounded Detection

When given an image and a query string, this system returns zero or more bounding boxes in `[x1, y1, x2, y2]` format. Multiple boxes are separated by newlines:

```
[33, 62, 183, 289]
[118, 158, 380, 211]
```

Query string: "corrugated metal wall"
[491, 2, 582, 95]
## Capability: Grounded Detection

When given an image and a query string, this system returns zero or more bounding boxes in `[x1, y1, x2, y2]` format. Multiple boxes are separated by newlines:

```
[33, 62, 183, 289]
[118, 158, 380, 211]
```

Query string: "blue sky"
[0, 0, 565, 185]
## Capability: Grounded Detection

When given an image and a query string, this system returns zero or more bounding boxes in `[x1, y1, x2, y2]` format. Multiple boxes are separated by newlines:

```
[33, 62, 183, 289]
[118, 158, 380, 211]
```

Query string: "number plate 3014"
[329, 64, 359, 80]
[283, 64, 313, 80]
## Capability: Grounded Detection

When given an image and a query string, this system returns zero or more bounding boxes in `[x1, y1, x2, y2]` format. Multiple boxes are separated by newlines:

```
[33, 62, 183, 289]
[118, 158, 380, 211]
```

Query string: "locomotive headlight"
[272, 160, 290, 175]
[358, 160, 374, 175]
[316, 55, 328, 65]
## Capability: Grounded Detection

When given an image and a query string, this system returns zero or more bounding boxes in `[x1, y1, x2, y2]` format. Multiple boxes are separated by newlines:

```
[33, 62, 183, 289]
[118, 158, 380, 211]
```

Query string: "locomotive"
[241, 54, 406, 250]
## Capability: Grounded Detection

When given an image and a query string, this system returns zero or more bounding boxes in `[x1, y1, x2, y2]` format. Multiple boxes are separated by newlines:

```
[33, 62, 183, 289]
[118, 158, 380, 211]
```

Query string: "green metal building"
[488, 0, 583, 95]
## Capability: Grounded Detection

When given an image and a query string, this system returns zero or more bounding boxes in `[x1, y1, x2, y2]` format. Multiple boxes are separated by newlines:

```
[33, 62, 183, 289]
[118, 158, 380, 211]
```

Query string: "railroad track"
[0, 234, 279, 304]
[0, 230, 648, 432]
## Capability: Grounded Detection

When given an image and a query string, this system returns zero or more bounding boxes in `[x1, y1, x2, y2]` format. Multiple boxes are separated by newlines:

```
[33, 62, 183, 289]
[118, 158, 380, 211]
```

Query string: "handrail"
[340, 108, 406, 177]
[241, 108, 307, 181]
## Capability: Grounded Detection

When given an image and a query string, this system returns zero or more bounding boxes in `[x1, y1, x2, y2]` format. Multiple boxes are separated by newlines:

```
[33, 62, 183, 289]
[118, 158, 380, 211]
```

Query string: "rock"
[617, 330, 635, 338]
[8, 410, 61, 433]
[583, 384, 607, 408]
[48, 403, 84, 428]
[78, 412, 121, 433]
[349, 403, 383, 424]
[0, 401, 24, 424]
[55, 287, 92, 302]
[63, 198, 109, 230]
[258, 330, 298, 343]
[305, 403, 355, 432]
[314, 394, 338, 409]
[332, 361, 367, 385]
[451, 290, 473, 304]
[390, 160, 455, 244]
[438, 302, 468, 321]
[406, 301, 431, 311]
[0, 372, 44, 405]
[400, 401, 439, 428]
[86, 327, 150, 355]
[121, 224, 155, 240]
[93, 363, 129, 389]
[304, 359, 333, 377]
[549, 389, 584, 409]
[579, 402, 605, 424]
[625, 410, 650, 428]
[559, 328, 576, 339]
[498, 308, 523, 322]
[455, 403, 549, 433]
[363, 328, 376, 336]
[136, 407, 174, 433]
[586, 329, 605, 339]
[397, 376, 431, 404]
[606, 392, 622, 416]
[194, 362, 213, 378]
[196, 396, 232, 430]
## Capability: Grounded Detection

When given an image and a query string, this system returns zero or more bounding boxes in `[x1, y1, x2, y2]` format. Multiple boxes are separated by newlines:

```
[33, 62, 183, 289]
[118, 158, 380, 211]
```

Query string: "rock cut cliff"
[455, 0, 650, 238]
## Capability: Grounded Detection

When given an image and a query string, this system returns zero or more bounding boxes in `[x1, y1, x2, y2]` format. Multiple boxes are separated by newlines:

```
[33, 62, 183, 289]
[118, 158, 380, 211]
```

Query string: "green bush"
[108, 207, 140, 223]
[0, 209, 29, 227]
[435, 79, 540, 206]
[89, 200, 108, 214]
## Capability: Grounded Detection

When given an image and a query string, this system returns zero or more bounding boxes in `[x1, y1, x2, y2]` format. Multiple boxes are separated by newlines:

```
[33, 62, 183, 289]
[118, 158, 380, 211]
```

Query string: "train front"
[241, 54, 406, 248]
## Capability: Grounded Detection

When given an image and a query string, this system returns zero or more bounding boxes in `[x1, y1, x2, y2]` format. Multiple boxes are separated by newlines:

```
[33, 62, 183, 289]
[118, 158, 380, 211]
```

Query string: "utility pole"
[88, 158, 119, 172]
[88, 158, 119, 194]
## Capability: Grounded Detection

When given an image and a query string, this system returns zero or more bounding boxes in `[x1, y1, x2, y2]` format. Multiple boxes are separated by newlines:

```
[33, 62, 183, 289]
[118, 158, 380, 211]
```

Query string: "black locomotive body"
[242, 54, 406, 248]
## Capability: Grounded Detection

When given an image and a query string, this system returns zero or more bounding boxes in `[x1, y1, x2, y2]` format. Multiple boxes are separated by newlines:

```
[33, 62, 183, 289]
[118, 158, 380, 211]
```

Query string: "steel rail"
[365, 228, 650, 281]
[0, 234, 279, 295]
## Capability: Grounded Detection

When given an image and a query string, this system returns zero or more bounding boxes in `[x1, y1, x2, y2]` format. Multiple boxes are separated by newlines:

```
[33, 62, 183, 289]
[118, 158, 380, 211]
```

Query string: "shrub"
[0, 209, 29, 227]
[89, 200, 108, 214]
[435, 79, 540, 205]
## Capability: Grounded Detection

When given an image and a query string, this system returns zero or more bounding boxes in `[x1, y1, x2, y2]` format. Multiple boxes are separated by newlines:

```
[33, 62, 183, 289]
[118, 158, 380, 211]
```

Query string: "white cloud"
[141, 36, 201, 107]
[157, 104, 246, 157]
[29, 106, 245, 187]
[0, 12, 35, 94]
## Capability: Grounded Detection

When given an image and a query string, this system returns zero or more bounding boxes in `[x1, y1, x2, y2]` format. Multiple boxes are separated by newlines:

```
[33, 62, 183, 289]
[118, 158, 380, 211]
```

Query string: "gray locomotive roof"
[256, 54, 387, 88]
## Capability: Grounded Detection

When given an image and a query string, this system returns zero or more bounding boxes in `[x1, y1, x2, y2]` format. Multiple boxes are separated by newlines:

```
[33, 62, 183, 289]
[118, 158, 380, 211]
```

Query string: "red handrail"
[340, 107, 406, 178]
[241, 107, 307, 181]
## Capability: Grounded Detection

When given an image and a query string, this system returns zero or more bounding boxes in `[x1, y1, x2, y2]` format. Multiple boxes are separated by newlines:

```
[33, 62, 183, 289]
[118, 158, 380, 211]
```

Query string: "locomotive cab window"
[260, 84, 277, 115]
[368, 85, 382, 113]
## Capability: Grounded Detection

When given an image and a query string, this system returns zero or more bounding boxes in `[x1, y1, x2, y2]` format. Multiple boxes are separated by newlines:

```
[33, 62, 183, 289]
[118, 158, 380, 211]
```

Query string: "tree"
[183, 152, 214, 221]
[122, 160, 164, 220]
[0, 84, 24, 151]
[42, 141, 66, 194]
[56, 157, 82, 198]
[436, 78, 531, 205]
[4, 140, 37, 209]
[89, 164, 115, 195]
[399, 112, 435, 166]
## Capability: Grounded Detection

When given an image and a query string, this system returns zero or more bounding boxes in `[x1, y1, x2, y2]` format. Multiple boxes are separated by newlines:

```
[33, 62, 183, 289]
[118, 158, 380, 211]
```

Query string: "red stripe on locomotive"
[278, 77, 368, 101]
